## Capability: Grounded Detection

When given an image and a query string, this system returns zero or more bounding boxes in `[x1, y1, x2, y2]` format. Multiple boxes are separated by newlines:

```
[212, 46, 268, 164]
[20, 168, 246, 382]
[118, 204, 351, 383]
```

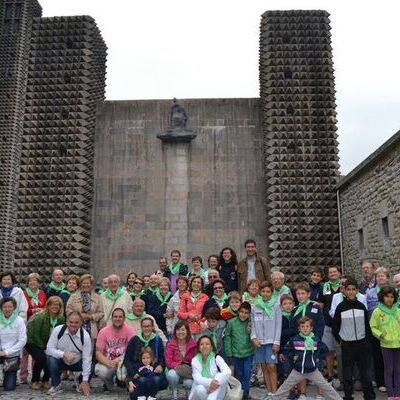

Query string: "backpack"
[57, 324, 85, 352]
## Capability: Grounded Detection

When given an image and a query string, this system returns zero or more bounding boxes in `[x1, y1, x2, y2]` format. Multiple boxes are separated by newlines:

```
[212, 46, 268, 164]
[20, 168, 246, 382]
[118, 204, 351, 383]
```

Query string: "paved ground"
[0, 378, 387, 400]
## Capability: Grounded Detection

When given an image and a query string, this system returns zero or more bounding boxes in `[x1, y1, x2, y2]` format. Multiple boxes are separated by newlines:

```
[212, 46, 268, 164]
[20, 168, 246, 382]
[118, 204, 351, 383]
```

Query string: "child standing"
[309, 267, 323, 302]
[370, 285, 400, 400]
[331, 278, 375, 400]
[129, 347, 162, 400]
[272, 317, 342, 400]
[220, 291, 242, 320]
[251, 280, 282, 396]
[224, 301, 254, 400]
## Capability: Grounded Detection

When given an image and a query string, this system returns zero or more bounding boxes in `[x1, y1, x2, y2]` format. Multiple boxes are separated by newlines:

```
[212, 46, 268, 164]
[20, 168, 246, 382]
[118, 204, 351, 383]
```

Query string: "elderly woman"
[147, 277, 172, 334]
[66, 273, 104, 344]
[26, 296, 65, 390]
[0, 297, 27, 391]
[59, 274, 80, 307]
[124, 317, 167, 400]
[271, 271, 291, 303]
[166, 321, 197, 400]
[166, 276, 189, 336]
[242, 278, 261, 306]
[178, 276, 209, 336]
[0, 271, 28, 322]
[190, 335, 231, 400]
[126, 298, 167, 343]
[202, 279, 229, 317]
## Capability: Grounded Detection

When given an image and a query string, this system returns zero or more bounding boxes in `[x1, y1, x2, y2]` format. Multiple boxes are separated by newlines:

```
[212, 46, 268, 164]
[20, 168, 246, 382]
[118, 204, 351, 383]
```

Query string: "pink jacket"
[178, 292, 209, 334]
[165, 337, 197, 369]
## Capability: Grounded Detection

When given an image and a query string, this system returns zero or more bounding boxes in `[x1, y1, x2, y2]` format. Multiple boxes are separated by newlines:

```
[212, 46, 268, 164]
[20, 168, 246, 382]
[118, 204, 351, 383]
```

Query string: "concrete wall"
[339, 139, 400, 279]
[91, 98, 267, 279]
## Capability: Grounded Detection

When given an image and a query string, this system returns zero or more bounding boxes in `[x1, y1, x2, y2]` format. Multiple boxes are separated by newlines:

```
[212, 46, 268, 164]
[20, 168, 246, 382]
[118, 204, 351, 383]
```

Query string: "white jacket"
[189, 354, 231, 400]
[0, 316, 27, 357]
[0, 287, 28, 322]
[166, 291, 181, 335]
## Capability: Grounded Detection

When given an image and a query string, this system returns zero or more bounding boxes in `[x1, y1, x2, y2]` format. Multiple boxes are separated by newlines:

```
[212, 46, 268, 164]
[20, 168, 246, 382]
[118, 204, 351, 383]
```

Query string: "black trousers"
[341, 340, 375, 400]
[25, 343, 49, 383]
[370, 335, 385, 387]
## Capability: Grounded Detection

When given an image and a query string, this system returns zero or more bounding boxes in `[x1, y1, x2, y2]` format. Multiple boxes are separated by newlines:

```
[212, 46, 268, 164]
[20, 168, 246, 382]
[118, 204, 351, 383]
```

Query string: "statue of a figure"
[157, 98, 197, 143]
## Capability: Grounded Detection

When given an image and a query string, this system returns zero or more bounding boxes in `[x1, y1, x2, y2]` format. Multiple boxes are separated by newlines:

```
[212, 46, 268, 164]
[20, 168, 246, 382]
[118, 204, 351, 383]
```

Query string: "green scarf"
[98, 289, 106, 295]
[299, 332, 315, 351]
[282, 310, 292, 318]
[60, 288, 73, 295]
[130, 290, 145, 298]
[138, 332, 156, 347]
[26, 287, 40, 305]
[323, 280, 341, 295]
[49, 281, 65, 293]
[196, 351, 215, 378]
[0, 310, 18, 327]
[147, 287, 157, 294]
[155, 289, 171, 306]
[227, 306, 237, 317]
[243, 291, 261, 304]
[126, 312, 144, 321]
[340, 293, 362, 302]
[49, 316, 58, 330]
[104, 287, 125, 301]
[294, 299, 311, 317]
[378, 303, 400, 324]
[272, 285, 290, 301]
[255, 297, 275, 318]
[190, 291, 202, 302]
[189, 268, 207, 280]
[169, 263, 181, 275]
[212, 293, 229, 303]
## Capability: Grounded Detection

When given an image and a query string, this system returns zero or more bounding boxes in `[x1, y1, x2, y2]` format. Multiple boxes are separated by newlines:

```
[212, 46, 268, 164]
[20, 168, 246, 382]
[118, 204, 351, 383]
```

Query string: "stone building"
[338, 130, 400, 279]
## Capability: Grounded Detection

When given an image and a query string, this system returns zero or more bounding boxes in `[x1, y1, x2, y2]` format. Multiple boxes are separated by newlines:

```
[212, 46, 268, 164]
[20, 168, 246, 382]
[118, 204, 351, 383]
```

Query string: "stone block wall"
[338, 136, 400, 279]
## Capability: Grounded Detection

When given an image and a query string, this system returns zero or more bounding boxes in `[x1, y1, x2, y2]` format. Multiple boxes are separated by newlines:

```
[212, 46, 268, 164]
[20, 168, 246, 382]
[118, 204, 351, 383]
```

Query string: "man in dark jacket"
[237, 239, 271, 293]
[163, 250, 188, 293]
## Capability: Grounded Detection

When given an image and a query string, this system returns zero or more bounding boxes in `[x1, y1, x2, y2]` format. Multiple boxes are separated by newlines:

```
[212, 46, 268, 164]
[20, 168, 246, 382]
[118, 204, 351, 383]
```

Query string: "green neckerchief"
[340, 293, 362, 302]
[169, 263, 181, 275]
[196, 351, 215, 378]
[60, 288, 74, 295]
[376, 286, 381, 294]
[255, 296, 275, 318]
[104, 287, 125, 301]
[49, 315, 58, 330]
[0, 310, 18, 327]
[299, 332, 315, 351]
[26, 287, 40, 305]
[323, 280, 341, 295]
[130, 290, 145, 298]
[272, 285, 290, 301]
[190, 291, 202, 302]
[212, 293, 229, 303]
[126, 312, 144, 321]
[378, 303, 400, 324]
[138, 332, 156, 347]
[281, 310, 292, 318]
[227, 306, 237, 317]
[147, 287, 157, 294]
[243, 291, 261, 304]
[189, 268, 207, 280]
[49, 281, 65, 293]
[155, 289, 172, 306]
[294, 299, 311, 317]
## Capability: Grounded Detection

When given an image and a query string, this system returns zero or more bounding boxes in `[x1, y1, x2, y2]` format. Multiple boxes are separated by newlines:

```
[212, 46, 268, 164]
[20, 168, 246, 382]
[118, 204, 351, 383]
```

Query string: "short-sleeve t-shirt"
[96, 323, 136, 360]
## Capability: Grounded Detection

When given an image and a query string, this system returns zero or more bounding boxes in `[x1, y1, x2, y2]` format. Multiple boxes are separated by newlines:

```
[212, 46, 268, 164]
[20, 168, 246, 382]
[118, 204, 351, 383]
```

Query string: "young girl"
[220, 291, 242, 320]
[370, 286, 400, 400]
[251, 280, 282, 396]
[131, 347, 162, 400]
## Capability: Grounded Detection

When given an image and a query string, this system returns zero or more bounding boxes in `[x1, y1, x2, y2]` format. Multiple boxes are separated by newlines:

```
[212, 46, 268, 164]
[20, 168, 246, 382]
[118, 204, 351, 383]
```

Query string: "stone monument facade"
[260, 11, 341, 281]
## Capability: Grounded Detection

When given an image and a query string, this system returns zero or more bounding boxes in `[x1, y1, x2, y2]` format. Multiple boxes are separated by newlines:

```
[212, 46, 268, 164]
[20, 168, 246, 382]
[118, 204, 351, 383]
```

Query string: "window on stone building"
[358, 228, 364, 250]
[382, 216, 389, 238]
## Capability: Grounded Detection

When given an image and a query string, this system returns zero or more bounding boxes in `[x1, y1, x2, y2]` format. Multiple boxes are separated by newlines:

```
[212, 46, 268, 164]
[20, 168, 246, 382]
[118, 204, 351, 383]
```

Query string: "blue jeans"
[129, 374, 165, 400]
[3, 370, 17, 391]
[47, 356, 83, 387]
[233, 355, 253, 395]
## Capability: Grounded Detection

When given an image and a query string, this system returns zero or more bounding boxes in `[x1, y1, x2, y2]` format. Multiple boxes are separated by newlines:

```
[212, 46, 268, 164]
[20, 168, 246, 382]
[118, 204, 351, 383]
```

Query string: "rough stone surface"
[338, 134, 400, 277]
[91, 98, 267, 279]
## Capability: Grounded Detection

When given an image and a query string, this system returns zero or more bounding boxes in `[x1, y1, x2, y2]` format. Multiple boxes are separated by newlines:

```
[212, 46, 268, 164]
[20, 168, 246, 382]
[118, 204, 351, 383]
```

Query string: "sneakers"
[47, 384, 63, 395]
[298, 394, 307, 400]
[332, 378, 341, 389]
[137, 397, 146, 400]
[378, 386, 387, 392]
[30, 381, 42, 390]
[42, 381, 51, 390]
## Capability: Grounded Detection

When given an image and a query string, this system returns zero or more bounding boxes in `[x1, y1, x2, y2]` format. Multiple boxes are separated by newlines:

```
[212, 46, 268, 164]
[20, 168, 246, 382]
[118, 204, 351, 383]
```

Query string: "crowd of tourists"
[0, 239, 399, 400]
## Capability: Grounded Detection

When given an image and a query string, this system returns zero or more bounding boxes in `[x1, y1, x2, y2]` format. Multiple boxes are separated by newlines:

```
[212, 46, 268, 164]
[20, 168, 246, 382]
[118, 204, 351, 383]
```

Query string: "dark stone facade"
[260, 11, 341, 282]
[338, 131, 400, 278]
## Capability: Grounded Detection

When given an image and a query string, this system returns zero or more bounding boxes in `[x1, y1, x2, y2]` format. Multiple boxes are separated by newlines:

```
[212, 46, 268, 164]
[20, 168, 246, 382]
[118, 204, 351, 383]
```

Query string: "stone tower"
[260, 10, 341, 281]
[0, 0, 42, 271]
[14, 15, 107, 279]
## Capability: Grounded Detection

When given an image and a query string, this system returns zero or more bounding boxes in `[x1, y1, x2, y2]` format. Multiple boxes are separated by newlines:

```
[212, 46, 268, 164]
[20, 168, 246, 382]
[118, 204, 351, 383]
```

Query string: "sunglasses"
[134, 281, 143, 285]
[214, 286, 224, 290]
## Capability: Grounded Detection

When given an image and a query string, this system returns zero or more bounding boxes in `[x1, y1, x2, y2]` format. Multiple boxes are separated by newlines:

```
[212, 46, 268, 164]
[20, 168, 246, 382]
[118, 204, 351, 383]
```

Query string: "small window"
[382, 217, 389, 238]
[358, 228, 364, 250]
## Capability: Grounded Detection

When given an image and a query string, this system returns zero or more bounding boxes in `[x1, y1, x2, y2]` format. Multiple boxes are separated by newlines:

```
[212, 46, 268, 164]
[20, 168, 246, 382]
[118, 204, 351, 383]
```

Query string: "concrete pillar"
[163, 143, 190, 260]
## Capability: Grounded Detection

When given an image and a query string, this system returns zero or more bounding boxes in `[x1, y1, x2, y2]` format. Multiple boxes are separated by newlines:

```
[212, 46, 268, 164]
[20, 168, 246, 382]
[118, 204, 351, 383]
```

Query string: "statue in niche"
[157, 98, 197, 143]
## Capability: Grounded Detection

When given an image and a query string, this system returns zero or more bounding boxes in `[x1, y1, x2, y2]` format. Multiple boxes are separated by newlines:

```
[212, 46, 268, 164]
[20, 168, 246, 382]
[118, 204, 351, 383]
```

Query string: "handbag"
[224, 376, 243, 400]
[175, 363, 192, 379]
[3, 356, 20, 373]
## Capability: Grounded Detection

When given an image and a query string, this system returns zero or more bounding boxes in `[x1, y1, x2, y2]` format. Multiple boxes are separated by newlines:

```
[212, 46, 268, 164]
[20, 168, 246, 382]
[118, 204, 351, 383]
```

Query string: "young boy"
[201, 307, 226, 354]
[332, 278, 375, 400]
[220, 291, 242, 320]
[224, 301, 254, 400]
[309, 267, 323, 302]
[271, 317, 342, 400]
[251, 280, 282, 396]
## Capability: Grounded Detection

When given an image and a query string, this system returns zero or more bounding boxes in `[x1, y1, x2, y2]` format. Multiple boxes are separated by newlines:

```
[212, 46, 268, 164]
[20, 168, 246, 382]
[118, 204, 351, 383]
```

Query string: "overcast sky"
[40, 0, 400, 175]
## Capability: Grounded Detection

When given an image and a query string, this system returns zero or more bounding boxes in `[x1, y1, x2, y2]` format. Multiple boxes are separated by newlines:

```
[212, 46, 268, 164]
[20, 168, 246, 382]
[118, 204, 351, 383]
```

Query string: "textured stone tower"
[14, 15, 107, 278]
[0, 0, 42, 272]
[260, 10, 341, 281]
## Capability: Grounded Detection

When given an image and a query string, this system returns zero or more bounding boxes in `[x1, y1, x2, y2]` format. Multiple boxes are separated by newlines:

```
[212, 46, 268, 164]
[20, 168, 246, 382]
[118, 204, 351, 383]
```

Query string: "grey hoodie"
[251, 302, 282, 345]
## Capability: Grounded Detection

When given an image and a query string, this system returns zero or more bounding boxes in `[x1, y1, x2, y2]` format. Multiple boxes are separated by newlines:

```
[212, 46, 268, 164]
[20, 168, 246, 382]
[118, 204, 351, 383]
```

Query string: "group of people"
[0, 238, 399, 400]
